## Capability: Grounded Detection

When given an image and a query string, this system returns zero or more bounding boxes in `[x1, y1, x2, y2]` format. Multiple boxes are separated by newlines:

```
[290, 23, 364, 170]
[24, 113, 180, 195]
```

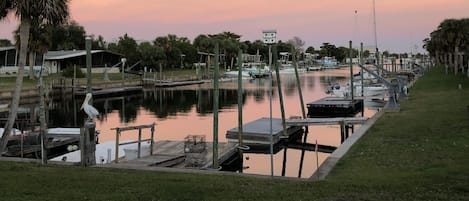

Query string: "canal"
[46, 67, 380, 178]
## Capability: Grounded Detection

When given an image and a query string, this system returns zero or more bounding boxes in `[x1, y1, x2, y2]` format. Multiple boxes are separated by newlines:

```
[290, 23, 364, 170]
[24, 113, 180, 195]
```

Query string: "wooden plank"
[285, 117, 368, 126]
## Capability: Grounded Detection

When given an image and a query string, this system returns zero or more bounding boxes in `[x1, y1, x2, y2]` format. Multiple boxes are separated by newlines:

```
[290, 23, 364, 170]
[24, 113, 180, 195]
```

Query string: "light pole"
[180, 54, 185, 69]
[262, 29, 277, 177]
[121, 58, 127, 82]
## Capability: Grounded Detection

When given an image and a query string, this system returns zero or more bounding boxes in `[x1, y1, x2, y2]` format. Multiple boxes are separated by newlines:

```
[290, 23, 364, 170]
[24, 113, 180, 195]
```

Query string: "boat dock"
[225, 117, 303, 153]
[151, 80, 205, 88]
[307, 97, 364, 118]
[102, 140, 239, 171]
[74, 86, 142, 97]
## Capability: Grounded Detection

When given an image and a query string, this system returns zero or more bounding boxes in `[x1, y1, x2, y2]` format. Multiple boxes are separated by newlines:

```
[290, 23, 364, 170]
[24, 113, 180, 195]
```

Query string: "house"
[0, 47, 124, 75]
[44, 50, 123, 74]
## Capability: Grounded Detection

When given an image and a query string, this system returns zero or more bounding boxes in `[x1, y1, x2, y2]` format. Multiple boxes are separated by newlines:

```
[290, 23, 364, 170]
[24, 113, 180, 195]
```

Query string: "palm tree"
[0, 0, 70, 154]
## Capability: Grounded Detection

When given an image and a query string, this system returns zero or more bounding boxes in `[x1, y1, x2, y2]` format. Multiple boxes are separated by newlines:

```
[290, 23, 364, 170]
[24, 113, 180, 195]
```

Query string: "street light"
[262, 29, 277, 177]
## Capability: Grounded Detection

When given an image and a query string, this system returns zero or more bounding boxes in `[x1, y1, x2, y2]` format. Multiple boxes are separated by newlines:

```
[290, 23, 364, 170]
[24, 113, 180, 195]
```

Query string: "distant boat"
[317, 57, 339, 69]
[306, 66, 322, 71]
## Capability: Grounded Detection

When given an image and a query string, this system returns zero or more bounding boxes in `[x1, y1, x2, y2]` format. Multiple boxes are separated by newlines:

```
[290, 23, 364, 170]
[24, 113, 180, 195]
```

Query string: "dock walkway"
[103, 140, 238, 170]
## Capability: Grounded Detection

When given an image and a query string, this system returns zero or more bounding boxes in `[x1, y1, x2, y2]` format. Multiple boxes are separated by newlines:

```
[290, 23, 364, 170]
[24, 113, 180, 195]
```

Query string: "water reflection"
[4, 68, 379, 178]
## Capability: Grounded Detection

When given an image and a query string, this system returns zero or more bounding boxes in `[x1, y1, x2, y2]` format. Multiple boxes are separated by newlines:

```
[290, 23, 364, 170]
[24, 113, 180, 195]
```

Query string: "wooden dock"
[225, 117, 303, 154]
[102, 140, 239, 170]
[307, 97, 363, 118]
[74, 86, 142, 97]
[153, 80, 205, 88]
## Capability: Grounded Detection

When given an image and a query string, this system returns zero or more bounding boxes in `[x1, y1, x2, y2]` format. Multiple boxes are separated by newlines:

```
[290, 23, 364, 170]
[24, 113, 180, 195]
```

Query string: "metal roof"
[45, 50, 110, 60]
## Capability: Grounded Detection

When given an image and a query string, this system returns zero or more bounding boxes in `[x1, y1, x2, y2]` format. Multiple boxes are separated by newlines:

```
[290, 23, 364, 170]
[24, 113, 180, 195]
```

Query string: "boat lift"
[357, 64, 404, 110]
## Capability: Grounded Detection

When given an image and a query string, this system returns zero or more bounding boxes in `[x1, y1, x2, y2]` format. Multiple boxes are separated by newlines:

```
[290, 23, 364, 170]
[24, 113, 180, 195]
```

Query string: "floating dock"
[307, 97, 363, 118]
[225, 117, 303, 153]
[74, 86, 142, 97]
[154, 80, 205, 88]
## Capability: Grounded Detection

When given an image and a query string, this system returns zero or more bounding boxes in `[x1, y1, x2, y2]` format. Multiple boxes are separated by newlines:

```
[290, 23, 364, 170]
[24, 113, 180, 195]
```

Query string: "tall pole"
[293, 47, 308, 178]
[360, 43, 364, 97]
[212, 43, 220, 169]
[372, 0, 378, 51]
[86, 36, 92, 96]
[273, 45, 288, 177]
[268, 44, 274, 177]
[349, 41, 354, 102]
[237, 49, 244, 173]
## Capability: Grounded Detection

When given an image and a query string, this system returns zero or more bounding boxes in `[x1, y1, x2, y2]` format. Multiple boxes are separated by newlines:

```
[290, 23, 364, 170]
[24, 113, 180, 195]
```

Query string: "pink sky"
[1, 0, 468, 52]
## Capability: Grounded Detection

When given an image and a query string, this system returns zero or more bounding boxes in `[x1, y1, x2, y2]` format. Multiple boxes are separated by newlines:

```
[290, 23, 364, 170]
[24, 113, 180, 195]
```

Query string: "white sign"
[262, 30, 277, 44]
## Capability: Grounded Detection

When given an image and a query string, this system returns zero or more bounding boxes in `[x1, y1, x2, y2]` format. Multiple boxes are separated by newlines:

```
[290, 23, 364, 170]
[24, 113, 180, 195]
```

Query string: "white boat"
[327, 83, 387, 98]
[278, 67, 306, 74]
[306, 66, 322, 71]
[50, 140, 152, 164]
[0, 128, 22, 137]
[223, 70, 252, 79]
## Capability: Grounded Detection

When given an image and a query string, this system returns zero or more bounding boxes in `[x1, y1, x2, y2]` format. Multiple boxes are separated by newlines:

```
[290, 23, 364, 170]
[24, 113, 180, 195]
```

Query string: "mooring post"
[81, 120, 96, 166]
[150, 123, 155, 156]
[292, 47, 308, 178]
[115, 129, 120, 163]
[282, 147, 288, 176]
[138, 128, 142, 158]
[212, 43, 220, 169]
[340, 121, 345, 143]
[360, 43, 364, 97]
[237, 49, 245, 173]
[85, 36, 92, 95]
[349, 41, 354, 102]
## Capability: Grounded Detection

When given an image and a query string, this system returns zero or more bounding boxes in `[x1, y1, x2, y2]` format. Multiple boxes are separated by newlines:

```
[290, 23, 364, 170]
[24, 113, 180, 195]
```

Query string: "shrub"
[62, 66, 85, 78]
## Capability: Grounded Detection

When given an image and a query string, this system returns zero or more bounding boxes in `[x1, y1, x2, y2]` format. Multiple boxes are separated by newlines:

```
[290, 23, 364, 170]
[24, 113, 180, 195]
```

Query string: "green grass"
[1, 67, 469, 200]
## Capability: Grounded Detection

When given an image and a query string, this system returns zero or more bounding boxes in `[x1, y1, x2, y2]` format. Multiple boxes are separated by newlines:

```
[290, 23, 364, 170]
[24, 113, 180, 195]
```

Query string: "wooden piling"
[212, 43, 220, 169]
[237, 49, 245, 173]
[292, 47, 308, 178]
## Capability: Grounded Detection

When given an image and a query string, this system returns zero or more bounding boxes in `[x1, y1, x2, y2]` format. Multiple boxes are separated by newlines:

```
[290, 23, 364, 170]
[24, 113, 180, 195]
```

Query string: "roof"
[45, 50, 122, 60]
[0, 46, 15, 52]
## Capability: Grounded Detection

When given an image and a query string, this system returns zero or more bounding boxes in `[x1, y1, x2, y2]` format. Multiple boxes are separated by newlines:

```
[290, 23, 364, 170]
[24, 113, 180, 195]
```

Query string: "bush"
[62, 66, 85, 78]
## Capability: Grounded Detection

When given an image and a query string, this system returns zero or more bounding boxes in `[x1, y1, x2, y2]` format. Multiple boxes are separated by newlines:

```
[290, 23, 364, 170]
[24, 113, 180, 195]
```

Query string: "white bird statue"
[81, 93, 99, 120]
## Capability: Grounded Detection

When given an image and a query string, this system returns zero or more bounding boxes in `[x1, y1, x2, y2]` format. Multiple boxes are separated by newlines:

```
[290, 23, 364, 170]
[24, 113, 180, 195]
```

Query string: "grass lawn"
[0, 67, 468, 200]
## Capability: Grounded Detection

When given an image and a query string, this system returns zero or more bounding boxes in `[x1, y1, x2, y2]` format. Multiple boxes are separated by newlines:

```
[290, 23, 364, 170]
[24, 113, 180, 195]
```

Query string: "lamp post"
[180, 54, 185, 69]
[262, 29, 277, 177]
[121, 58, 127, 83]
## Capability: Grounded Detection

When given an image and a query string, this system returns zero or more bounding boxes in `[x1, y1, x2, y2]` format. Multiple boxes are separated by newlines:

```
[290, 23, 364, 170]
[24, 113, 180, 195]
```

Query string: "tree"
[305, 46, 315, 54]
[0, 0, 70, 153]
[138, 41, 165, 70]
[48, 21, 86, 50]
[109, 34, 140, 67]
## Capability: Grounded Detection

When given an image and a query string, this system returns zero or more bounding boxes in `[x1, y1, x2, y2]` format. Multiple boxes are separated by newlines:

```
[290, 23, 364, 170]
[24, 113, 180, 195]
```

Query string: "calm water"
[46, 67, 379, 178]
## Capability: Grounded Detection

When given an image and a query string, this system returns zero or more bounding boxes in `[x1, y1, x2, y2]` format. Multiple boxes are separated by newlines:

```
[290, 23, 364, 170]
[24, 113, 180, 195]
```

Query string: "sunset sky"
[1, 0, 468, 52]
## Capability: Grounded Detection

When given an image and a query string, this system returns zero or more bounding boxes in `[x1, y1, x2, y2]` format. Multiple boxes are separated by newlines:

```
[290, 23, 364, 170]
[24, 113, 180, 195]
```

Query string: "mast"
[372, 0, 378, 51]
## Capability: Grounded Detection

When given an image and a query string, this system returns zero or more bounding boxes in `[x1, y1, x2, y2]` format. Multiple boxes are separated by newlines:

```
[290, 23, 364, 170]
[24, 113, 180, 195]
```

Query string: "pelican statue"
[81, 93, 99, 120]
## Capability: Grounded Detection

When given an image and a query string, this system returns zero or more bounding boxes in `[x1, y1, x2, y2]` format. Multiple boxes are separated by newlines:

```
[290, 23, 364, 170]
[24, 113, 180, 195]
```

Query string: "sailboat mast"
[372, 0, 378, 51]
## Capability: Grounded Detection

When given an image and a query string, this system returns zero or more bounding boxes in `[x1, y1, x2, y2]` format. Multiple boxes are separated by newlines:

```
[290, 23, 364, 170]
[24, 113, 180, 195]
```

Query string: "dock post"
[273, 45, 288, 177]
[292, 47, 308, 178]
[86, 36, 92, 95]
[281, 147, 288, 177]
[340, 121, 345, 143]
[237, 49, 245, 173]
[349, 41, 354, 102]
[150, 123, 155, 156]
[360, 43, 364, 97]
[115, 129, 120, 163]
[138, 128, 142, 158]
[212, 43, 220, 169]
[81, 120, 96, 166]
